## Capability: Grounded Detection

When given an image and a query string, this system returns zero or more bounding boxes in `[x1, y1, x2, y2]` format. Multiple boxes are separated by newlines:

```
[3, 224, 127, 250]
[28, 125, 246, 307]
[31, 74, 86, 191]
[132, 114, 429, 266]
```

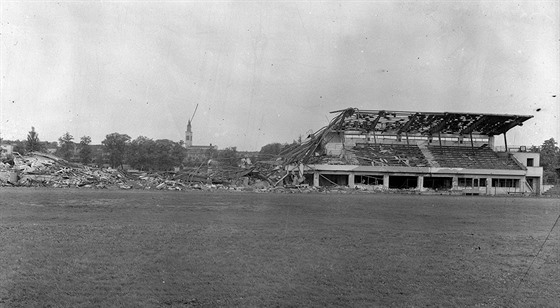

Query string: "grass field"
[0, 188, 558, 307]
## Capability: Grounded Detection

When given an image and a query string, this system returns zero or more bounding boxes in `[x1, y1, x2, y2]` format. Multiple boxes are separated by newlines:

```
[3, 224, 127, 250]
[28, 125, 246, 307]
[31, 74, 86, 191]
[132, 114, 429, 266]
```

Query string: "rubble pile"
[0, 152, 395, 194]
[1, 152, 136, 189]
[0, 152, 301, 192]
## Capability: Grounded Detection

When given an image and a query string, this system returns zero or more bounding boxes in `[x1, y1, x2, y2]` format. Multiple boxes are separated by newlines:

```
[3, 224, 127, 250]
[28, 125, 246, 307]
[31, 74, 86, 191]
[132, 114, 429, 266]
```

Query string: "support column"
[519, 177, 526, 193]
[486, 177, 492, 195]
[452, 176, 459, 190]
[383, 175, 390, 190]
[417, 175, 424, 192]
[488, 136, 495, 150]
[313, 172, 320, 187]
[348, 173, 355, 188]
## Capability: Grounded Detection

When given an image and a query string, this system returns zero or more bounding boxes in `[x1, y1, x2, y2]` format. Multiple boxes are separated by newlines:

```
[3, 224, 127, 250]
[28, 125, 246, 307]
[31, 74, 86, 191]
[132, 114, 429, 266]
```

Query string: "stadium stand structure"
[426, 146, 522, 170]
[281, 108, 543, 195]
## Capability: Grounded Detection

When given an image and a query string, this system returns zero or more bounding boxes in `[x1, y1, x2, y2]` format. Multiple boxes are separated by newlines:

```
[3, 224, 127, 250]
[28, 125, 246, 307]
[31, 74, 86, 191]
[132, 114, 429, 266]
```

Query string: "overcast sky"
[1, 1, 558, 150]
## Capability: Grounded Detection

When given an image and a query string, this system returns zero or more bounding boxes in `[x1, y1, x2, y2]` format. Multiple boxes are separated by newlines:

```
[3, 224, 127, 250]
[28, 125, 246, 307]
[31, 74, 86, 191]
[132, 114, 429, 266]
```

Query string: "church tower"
[185, 120, 193, 147]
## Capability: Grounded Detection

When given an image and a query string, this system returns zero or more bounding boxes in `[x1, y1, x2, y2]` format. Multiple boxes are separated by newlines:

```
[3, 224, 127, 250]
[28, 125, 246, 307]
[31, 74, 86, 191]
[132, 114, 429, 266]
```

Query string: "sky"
[1, 1, 558, 151]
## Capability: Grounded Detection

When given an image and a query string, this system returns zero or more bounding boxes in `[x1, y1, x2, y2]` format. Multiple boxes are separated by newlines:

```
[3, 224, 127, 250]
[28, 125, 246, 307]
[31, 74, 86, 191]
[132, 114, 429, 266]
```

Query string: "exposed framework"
[281, 108, 533, 164]
[332, 108, 533, 136]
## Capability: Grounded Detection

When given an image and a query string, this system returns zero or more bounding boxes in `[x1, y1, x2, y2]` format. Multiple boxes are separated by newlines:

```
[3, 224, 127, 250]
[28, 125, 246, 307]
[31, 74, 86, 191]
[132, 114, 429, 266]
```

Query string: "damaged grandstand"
[280, 108, 543, 195]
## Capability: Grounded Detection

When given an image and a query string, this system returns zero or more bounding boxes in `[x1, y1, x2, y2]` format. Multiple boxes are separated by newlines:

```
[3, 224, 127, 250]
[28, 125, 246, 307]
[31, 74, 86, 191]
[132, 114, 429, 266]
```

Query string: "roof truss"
[335, 108, 533, 136]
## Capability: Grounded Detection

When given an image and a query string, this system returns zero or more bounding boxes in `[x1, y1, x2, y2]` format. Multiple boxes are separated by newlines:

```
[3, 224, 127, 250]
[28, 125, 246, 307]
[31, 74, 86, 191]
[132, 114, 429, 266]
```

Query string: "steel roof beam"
[427, 114, 451, 135]
[397, 113, 418, 134]
[460, 115, 489, 135]
[491, 117, 524, 135]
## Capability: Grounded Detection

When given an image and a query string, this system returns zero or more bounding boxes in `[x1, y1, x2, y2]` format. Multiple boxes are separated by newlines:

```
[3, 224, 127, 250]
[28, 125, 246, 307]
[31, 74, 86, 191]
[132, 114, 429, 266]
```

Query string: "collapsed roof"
[281, 108, 534, 164]
[330, 108, 533, 136]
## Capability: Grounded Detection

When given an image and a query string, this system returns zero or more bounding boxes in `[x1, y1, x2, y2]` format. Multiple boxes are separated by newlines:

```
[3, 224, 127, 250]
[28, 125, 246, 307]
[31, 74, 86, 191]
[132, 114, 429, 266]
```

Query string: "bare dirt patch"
[0, 188, 558, 307]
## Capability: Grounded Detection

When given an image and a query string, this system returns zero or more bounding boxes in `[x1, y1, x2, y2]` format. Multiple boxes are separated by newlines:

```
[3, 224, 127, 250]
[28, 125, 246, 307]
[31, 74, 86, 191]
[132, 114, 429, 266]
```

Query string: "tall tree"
[259, 143, 283, 160]
[539, 138, 559, 170]
[531, 138, 560, 184]
[12, 140, 26, 154]
[153, 139, 186, 170]
[127, 136, 155, 170]
[218, 147, 238, 167]
[78, 136, 93, 164]
[26, 127, 44, 153]
[127, 137, 185, 171]
[102, 133, 131, 168]
[94, 151, 105, 167]
[57, 132, 75, 160]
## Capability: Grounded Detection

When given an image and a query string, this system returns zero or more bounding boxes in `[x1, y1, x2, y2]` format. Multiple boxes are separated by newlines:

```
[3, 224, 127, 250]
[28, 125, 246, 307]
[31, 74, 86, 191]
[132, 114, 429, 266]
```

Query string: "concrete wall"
[508, 152, 543, 195]
[324, 132, 344, 156]
[510, 152, 540, 167]
[305, 165, 538, 195]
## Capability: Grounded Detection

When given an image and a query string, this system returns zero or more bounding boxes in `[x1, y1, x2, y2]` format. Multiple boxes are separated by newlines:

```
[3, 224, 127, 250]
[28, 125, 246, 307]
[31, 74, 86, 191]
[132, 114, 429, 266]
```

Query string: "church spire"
[185, 120, 193, 147]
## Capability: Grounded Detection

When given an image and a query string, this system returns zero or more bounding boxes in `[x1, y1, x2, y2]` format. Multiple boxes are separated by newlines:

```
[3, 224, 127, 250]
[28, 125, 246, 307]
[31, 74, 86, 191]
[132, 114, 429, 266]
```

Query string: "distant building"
[185, 145, 217, 161]
[184, 119, 216, 162]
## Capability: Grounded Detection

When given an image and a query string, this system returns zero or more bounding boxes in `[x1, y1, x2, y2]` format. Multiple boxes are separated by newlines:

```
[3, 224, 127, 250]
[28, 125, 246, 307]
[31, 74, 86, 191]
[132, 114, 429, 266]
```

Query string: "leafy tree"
[217, 147, 238, 167]
[206, 146, 218, 160]
[127, 136, 155, 170]
[26, 127, 44, 153]
[57, 132, 74, 160]
[152, 139, 186, 170]
[127, 137, 185, 171]
[539, 138, 559, 169]
[259, 143, 283, 161]
[12, 140, 26, 154]
[94, 151, 105, 167]
[102, 133, 131, 168]
[78, 136, 93, 164]
[530, 138, 560, 184]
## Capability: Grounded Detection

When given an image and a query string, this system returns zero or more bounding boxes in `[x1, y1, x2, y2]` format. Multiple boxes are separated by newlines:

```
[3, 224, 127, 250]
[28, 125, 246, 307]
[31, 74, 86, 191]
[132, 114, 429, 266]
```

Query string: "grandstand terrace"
[283, 108, 543, 195]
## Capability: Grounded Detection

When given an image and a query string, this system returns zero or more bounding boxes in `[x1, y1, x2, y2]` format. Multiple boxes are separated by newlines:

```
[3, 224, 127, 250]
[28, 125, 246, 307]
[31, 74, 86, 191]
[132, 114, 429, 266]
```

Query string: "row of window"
[492, 178, 520, 188]
[353, 176, 522, 188]
[347, 135, 489, 142]
[458, 178, 487, 187]
[458, 177, 520, 188]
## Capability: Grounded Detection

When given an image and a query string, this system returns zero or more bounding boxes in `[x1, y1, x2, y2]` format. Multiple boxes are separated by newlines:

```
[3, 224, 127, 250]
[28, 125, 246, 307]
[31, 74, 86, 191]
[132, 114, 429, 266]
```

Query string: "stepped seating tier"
[351, 144, 430, 167]
[427, 146, 522, 170]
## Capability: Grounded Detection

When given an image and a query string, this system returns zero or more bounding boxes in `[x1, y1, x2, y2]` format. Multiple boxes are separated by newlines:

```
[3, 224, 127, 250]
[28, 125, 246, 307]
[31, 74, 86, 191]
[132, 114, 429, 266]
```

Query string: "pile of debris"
[0, 151, 393, 194]
[1, 152, 137, 189]
[0, 152, 295, 191]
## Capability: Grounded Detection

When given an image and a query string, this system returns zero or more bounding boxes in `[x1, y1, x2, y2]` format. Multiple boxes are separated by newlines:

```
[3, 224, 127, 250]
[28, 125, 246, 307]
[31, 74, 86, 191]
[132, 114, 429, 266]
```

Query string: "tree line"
[3, 128, 187, 170]
[2, 127, 262, 171]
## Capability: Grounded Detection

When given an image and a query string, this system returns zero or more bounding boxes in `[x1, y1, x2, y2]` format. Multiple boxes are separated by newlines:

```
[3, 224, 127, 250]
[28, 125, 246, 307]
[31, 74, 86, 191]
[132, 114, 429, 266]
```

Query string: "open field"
[0, 188, 558, 307]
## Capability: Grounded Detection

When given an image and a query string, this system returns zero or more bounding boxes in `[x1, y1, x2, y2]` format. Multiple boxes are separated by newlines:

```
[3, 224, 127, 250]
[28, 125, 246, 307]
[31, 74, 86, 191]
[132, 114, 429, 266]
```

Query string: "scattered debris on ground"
[0, 152, 361, 193]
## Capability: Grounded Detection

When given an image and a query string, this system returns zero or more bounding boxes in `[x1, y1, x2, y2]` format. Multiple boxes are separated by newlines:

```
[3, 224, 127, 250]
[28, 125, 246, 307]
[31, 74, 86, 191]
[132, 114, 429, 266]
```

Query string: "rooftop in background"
[331, 108, 534, 136]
